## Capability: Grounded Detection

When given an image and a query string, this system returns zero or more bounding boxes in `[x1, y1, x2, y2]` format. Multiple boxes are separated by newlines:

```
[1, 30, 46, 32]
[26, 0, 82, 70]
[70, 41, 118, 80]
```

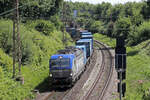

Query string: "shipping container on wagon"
[76, 45, 87, 65]
[81, 32, 92, 36]
[76, 39, 92, 58]
[81, 35, 93, 50]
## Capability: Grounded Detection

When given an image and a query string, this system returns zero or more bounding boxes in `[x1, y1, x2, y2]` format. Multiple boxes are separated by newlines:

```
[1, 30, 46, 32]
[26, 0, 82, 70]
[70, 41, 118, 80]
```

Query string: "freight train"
[49, 29, 93, 87]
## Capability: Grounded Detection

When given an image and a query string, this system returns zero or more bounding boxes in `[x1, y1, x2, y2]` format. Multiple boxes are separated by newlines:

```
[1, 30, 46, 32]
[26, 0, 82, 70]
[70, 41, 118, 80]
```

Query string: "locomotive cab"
[49, 54, 74, 84]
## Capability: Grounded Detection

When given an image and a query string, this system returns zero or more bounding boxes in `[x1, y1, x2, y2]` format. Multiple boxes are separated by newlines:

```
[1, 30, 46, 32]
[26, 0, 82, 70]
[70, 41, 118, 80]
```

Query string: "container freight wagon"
[81, 32, 92, 35]
[81, 35, 93, 50]
[76, 45, 87, 65]
[76, 39, 92, 58]
[81, 38, 93, 55]
[80, 30, 88, 33]
[66, 27, 81, 40]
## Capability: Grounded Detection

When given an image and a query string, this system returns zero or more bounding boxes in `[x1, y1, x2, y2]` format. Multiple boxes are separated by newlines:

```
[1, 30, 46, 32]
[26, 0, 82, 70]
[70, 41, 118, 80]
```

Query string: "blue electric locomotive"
[49, 47, 85, 86]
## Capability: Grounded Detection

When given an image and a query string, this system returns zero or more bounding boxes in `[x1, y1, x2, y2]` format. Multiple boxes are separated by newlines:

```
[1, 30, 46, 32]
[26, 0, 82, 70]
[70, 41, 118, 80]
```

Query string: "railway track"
[40, 48, 97, 100]
[37, 40, 113, 100]
[46, 90, 70, 100]
[83, 40, 113, 100]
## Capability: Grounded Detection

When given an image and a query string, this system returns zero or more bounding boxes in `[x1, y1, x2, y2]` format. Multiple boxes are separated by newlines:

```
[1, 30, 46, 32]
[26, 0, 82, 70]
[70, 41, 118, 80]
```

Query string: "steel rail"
[83, 40, 113, 100]
[83, 40, 106, 100]
[95, 40, 114, 100]
[43, 50, 96, 100]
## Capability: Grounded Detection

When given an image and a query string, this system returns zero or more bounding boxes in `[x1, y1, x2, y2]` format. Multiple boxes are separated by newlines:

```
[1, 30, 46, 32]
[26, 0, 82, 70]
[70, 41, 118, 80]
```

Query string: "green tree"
[0, 0, 64, 19]
[94, 2, 112, 21]
[113, 17, 132, 39]
[141, 0, 150, 19]
[107, 21, 114, 37]
[90, 21, 104, 33]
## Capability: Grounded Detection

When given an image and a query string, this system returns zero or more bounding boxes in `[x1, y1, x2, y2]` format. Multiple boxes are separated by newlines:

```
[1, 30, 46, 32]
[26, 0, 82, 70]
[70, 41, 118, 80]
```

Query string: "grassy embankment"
[0, 19, 73, 100]
[94, 33, 150, 100]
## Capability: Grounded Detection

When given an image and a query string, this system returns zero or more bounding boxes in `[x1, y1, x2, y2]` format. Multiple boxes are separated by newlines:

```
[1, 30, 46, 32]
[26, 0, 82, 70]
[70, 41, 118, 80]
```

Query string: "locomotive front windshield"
[50, 58, 70, 68]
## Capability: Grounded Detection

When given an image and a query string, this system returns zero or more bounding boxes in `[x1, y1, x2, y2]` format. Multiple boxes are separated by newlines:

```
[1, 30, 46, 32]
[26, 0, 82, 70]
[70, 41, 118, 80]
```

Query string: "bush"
[113, 17, 132, 39]
[90, 21, 104, 33]
[0, 20, 13, 54]
[35, 20, 56, 36]
[0, 19, 74, 100]
[0, 48, 13, 75]
[128, 21, 150, 45]
[137, 21, 150, 41]
[50, 15, 63, 30]
[0, 66, 4, 78]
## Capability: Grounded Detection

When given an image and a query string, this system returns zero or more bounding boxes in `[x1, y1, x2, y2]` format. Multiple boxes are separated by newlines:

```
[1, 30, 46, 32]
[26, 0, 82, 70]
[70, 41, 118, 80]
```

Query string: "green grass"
[94, 33, 116, 47]
[94, 33, 150, 100]
[0, 19, 74, 100]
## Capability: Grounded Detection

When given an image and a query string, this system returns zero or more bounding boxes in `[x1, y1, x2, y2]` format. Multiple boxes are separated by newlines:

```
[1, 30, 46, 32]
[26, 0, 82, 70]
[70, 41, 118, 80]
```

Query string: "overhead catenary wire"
[0, 0, 54, 17]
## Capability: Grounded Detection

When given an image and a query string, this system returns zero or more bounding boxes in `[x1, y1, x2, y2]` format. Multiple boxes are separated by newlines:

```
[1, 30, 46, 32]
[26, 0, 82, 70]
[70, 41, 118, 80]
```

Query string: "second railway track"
[83, 40, 113, 100]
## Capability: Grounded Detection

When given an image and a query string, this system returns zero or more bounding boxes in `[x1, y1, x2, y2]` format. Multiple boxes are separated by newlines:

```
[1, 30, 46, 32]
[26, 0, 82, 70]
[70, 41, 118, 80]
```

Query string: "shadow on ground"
[34, 77, 53, 92]
[34, 77, 70, 93]
[96, 47, 114, 50]
[127, 50, 139, 56]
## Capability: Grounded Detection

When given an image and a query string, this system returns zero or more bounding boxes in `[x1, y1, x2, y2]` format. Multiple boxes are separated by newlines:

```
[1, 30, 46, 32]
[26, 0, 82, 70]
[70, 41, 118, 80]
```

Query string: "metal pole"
[13, 0, 17, 78]
[110, 13, 112, 41]
[62, 1, 67, 47]
[62, 2, 65, 46]
[119, 70, 122, 100]
[16, 0, 22, 76]
[13, 0, 21, 78]
[119, 54, 124, 100]
[12, 12, 16, 78]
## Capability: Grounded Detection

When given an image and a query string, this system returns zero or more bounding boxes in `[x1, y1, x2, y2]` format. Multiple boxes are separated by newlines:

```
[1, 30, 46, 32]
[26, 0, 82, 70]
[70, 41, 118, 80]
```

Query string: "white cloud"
[65, 0, 142, 5]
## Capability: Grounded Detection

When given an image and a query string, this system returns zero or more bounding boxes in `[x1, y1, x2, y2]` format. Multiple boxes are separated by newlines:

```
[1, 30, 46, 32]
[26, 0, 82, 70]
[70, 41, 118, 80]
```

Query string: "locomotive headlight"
[50, 74, 52, 77]
[70, 73, 73, 76]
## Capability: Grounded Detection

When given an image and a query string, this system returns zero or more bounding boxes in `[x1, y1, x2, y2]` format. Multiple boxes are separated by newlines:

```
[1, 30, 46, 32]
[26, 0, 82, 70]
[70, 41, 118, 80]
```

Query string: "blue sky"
[65, 0, 142, 5]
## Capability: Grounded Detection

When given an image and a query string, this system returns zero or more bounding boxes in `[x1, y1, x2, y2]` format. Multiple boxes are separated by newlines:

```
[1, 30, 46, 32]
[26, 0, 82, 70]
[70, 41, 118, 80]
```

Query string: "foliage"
[94, 33, 150, 100]
[141, 0, 150, 19]
[35, 20, 56, 36]
[66, 1, 150, 46]
[89, 21, 104, 34]
[50, 15, 63, 30]
[94, 2, 112, 21]
[0, 0, 63, 19]
[113, 17, 132, 39]
[0, 19, 73, 100]
[66, 2, 95, 29]
[93, 33, 116, 47]
[128, 20, 150, 45]
[0, 20, 13, 54]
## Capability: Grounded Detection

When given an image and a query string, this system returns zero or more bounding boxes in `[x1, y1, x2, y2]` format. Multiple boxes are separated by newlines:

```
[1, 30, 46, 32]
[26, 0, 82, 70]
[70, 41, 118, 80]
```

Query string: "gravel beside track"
[62, 49, 97, 100]
[84, 40, 114, 100]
